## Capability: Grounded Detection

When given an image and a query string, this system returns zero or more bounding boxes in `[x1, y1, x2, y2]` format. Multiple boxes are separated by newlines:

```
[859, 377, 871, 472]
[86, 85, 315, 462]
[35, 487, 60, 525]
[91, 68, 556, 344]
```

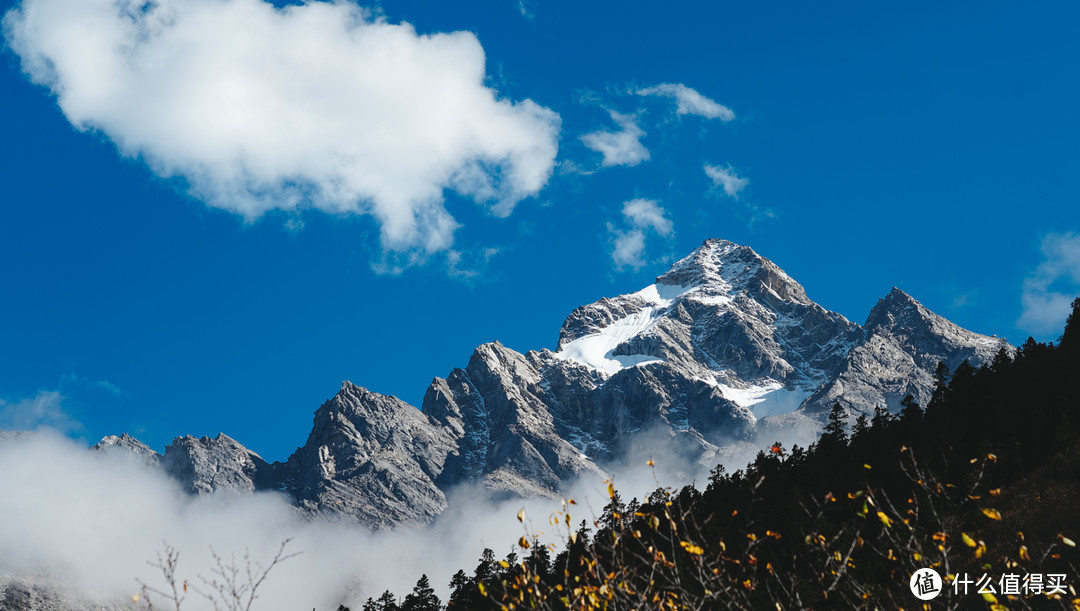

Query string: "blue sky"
[1, 0, 1078, 461]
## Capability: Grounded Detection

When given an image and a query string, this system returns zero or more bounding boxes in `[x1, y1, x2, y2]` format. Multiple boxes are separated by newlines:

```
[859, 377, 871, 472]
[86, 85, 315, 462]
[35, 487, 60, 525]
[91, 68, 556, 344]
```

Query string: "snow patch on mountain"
[553, 283, 696, 374]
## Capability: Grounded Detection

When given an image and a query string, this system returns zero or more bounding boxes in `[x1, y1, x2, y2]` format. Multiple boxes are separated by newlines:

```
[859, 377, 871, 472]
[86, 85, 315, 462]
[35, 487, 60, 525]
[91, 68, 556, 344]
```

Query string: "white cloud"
[1017, 232, 1080, 336]
[610, 226, 648, 269]
[445, 246, 500, 279]
[609, 199, 672, 269]
[703, 163, 772, 225]
[637, 83, 734, 121]
[0, 390, 81, 434]
[704, 164, 748, 199]
[3, 0, 560, 258]
[580, 111, 649, 167]
[0, 433, 665, 609]
[622, 198, 673, 237]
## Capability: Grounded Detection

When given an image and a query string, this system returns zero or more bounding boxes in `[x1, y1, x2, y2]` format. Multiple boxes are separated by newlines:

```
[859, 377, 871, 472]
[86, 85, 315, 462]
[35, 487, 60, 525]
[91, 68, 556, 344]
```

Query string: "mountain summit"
[86, 239, 1010, 529]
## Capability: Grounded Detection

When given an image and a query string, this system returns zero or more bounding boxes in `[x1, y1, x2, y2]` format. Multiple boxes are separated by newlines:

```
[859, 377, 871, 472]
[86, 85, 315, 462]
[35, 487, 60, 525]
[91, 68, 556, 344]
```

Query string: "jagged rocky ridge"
[82, 239, 1011, 530]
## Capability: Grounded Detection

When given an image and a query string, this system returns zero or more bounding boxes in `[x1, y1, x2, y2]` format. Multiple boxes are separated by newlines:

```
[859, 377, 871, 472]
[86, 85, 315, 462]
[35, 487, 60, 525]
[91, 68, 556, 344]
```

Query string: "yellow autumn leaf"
[981, 591, 998, 603]
[1061, 535, 1077, 547]
[975, 540, 987, 559]
[981, 508, 1003, 521]
[132, 594, 140, 603]
[518, 536, 531, 549]
[876, 511, 892, 527]
[647, 459, 654, 466]
[477, 582, 487, 596]
[961, 532, 977, 548]
[517, 508, 526, 523]
[680, 541, 704, 555]
[608, 482, 615, 499]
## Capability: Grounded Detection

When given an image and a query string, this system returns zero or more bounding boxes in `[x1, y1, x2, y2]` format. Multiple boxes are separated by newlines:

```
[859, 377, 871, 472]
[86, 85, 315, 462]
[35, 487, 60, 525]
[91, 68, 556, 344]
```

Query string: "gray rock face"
[161, 433, 275, 496]
[90, 433, 162, 467]
[422, 342, 606, 498]
[91, 238, 1011, 530]
[802, 287, 1011, 415]
[281, 381, 458, 528]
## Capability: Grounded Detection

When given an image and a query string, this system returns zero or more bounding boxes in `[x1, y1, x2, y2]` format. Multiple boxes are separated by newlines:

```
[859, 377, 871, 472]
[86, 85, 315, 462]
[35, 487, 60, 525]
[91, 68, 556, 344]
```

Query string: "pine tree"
[852, 413, 869, 442]
[401, 574, 440, 611]
[473, 548, 496, 585]
[927, 361, 950, 412]
[821, 402, 848, 446]
[871, 405, 893, 430]
[364, 590, 399, 611]
[707, 463, 727, 490]
[599, 490, 626, 534]
[899, 394, 922, 424]
[447, 569, 473, 608]
[990, 346, 1013, 372]
[525, 536, 553, 582]
[1061, 296, 1080, 350]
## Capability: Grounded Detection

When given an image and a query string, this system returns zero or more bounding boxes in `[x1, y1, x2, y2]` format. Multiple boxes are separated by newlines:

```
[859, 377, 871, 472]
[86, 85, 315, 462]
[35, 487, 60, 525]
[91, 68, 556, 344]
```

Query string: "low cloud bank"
[0, 434, 651, 609]
[0, 417, 815, 609]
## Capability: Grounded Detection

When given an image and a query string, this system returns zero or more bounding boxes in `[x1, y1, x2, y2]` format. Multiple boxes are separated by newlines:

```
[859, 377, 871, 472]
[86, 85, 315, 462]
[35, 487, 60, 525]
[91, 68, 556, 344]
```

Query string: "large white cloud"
[1017, 232, 1080, 337]
[3, 0, 560, 256]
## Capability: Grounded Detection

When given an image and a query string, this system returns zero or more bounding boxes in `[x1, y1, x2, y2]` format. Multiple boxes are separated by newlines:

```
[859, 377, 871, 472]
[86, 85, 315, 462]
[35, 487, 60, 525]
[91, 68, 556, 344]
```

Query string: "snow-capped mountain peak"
[84, 238, 1013, 530]
[656, 238, 811, 306]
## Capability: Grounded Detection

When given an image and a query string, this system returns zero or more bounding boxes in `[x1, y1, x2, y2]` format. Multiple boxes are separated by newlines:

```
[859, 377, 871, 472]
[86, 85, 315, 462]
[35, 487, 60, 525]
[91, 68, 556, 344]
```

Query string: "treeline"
[349, 299, 1080, 610]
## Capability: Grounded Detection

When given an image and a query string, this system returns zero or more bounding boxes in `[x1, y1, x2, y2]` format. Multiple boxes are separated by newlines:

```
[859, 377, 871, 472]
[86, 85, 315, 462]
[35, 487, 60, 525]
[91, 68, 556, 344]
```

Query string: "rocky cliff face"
[421, 342, 606, 499]
[802, 287, 1009, 415]
[280, 382, 458, 529]
[81, 239, 1010, 529]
